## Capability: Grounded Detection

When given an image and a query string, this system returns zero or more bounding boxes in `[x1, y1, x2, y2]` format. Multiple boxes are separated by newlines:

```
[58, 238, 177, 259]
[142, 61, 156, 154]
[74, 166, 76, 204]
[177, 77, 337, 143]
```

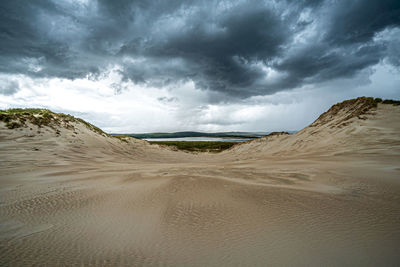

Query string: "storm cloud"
[0, 77, 19, 96]
[1, 0, 399, 98]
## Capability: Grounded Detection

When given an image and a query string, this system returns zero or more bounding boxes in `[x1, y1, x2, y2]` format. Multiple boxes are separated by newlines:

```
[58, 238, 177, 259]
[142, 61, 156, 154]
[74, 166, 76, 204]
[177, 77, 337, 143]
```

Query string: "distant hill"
[115, 131, 273, 139]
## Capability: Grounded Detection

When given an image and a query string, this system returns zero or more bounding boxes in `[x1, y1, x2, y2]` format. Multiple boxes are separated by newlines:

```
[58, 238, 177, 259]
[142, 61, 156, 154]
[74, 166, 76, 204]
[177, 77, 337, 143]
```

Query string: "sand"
[1, 100, 400, 266]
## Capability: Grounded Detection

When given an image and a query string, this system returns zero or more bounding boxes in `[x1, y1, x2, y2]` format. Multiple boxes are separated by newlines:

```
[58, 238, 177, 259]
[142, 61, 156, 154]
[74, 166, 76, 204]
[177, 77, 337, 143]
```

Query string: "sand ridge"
[1, 99, 400, 266]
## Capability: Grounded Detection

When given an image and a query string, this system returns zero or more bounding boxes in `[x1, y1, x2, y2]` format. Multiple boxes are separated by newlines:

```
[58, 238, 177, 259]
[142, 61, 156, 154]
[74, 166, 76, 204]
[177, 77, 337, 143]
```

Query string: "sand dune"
[1, 98, 400, 266]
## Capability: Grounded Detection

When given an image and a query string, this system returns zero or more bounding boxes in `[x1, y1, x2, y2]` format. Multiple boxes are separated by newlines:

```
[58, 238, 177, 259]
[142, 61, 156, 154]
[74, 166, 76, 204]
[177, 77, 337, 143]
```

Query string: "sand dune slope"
[1, 98, 400, 266]
[227, 98, 400, 157]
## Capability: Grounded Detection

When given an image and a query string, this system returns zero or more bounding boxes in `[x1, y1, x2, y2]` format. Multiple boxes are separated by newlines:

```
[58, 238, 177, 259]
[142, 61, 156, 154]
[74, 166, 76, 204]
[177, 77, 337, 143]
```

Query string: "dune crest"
[228, 97, 400, 157]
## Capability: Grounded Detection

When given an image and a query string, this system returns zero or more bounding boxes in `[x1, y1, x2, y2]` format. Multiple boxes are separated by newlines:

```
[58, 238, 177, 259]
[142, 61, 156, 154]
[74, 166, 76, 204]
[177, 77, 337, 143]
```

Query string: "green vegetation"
[0, 108, 115, 139]
[334, 97, 378, 108]
[372, 98, 400, 105]
[0, 108, 55, 129]
[382, 99, 400, 105]
[331, 97, 399, 109]
[110, 134, 132, 143]
[149, 141, 237, 153]
[311, 97, 400, 127]
[265, 131, 289, 137]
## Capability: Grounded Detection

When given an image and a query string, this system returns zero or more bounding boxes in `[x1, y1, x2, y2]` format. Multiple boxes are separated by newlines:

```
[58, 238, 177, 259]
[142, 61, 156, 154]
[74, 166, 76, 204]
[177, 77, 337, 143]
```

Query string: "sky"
[0, 0, 399, 133]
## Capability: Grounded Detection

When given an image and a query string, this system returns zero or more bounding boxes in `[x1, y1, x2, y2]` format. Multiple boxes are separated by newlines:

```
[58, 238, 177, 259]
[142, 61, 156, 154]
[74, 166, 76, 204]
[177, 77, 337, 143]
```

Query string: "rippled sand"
[1, 103, 400, 266]
[1, 158, 399, 266]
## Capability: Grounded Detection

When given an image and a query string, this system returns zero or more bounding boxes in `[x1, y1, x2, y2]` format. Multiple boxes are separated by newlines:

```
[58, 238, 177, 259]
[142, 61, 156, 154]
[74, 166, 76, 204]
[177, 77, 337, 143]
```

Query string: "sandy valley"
[1, 98, 400, 266]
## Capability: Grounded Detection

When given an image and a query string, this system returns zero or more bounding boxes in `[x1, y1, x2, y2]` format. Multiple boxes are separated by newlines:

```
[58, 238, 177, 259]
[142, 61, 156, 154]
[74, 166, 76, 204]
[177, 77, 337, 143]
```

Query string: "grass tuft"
[310, 97, 399, 128]
[381, 99, 400, 106]
[110, 134, 132, 143]
[0, 108, 114, 138]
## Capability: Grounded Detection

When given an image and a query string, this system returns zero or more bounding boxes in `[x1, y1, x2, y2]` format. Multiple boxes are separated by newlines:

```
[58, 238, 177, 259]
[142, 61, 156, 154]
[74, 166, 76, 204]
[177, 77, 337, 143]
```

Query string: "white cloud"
[0, 62, 399, 133]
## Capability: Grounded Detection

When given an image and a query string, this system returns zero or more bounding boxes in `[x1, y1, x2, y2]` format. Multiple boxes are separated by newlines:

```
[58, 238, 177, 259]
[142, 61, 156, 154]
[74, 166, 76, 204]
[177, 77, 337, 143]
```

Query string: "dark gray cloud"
[324, 0, 400, 45]
[0, 0, 399, 98]
[0, 79, 19, 96]
[273, 43, 385, 89]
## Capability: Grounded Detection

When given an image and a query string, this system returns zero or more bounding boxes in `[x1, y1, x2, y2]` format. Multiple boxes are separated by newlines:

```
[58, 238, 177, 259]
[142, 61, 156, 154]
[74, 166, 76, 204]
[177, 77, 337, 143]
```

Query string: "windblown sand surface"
[1, 100, 400, 266]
